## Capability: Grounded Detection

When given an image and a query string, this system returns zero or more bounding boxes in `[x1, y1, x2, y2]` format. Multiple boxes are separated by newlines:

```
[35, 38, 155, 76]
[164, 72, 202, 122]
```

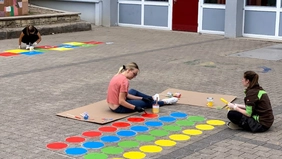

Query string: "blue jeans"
[111, 89, 164, 113]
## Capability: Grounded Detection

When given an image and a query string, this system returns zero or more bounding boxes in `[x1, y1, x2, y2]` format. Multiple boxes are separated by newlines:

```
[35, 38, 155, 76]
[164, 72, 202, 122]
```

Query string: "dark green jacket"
[244, 85, 274, 128]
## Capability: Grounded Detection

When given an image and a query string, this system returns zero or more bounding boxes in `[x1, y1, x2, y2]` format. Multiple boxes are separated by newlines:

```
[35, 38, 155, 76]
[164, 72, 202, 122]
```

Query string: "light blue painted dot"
[116, 130, 137, 137]
[20, 51, 44, 56]
[145, 121, 163, 127]
[170, 112, 188, 118]
[130, 125, 149, 132]
[159, 116, 177, 122]
[82, 141, 104, 149]
[65, 147, 87, 156]
[58, 44, 78, 48]
[100, 136, 120, 143]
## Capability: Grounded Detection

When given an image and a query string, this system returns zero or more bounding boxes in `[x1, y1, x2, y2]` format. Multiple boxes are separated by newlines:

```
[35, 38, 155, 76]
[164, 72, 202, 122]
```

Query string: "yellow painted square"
[63, 42, 85, 46]
[49, 48, 73, 51]
[5, 49, 28, 53]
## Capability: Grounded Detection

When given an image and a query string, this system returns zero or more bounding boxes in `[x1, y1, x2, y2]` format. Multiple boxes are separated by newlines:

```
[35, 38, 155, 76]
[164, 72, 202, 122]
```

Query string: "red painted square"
[0, 52, 19, 57]
[83, 41, 104, 45]
[36, 45, 58, 49]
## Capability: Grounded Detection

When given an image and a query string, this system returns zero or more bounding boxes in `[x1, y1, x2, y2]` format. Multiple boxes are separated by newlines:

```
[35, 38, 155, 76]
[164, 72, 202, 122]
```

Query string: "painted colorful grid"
[46, 112, 226, 158]
[0, 41, 104, 57]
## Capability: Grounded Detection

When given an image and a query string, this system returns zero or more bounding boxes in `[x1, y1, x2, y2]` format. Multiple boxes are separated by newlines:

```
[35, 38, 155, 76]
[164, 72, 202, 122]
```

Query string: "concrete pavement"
[0, 26, 282, 159]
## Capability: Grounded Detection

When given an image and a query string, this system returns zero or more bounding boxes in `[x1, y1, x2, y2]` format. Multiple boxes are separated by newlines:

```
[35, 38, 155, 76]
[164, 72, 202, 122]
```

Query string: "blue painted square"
[57, 44, 78, 48]
[20, 51, 44, 56]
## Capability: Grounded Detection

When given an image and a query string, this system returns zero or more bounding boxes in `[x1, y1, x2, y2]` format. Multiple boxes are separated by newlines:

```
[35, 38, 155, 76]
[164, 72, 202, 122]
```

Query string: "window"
[246, 0, 276, 6]
[204, 0, 226, 4]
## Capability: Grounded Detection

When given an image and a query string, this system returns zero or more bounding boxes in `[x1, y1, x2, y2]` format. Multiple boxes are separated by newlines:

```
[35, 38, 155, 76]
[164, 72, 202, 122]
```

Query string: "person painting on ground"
[227, 71, 274, 132]
[107, 62, 178, 113]
[18, 25, 42, 49]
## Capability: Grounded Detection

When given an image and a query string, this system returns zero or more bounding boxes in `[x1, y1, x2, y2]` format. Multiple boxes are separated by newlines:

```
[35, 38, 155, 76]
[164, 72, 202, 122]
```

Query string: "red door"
[172, 0, 198, 32]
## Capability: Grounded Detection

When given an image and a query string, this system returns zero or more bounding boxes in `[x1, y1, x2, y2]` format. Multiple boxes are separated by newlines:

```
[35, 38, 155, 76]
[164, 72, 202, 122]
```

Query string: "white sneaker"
[26, 45, 30, 50]
[152, 94, 160, 101]
[162, 97, 178, 105]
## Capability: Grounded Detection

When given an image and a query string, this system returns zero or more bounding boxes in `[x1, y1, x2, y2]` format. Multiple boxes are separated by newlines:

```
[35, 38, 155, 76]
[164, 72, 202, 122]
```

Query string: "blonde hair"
[116, 62, 139, 75]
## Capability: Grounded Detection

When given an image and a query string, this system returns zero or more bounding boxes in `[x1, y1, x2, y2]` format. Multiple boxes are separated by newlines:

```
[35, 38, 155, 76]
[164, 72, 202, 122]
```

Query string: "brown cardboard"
[0, 0, 28, 16]
[3, 0, 10, 6]
[159, 88, 237, 109]
[57, 100, 138, 124]
[21, 1, 28, 15]
[0, 4, 4, 11]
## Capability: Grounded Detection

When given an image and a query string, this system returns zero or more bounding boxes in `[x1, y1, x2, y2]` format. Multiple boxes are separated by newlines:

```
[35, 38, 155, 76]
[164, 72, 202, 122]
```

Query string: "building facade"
[30, 0, 282, 40]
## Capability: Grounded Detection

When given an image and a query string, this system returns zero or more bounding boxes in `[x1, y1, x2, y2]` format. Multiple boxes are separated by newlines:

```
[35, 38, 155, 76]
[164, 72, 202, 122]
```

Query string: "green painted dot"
[84, 153, 108, 159]
[135, 134, 156, 142]
[176, 120, 195, 126]
[118, 140, 140, 148]
[187, 116, 206, 122]
[149, 129, 169, 137]
[81, 44, 96, 47]
[101, 146, 123, 155]
[163, 125, 182, 131]
[34, 49, 47, 52]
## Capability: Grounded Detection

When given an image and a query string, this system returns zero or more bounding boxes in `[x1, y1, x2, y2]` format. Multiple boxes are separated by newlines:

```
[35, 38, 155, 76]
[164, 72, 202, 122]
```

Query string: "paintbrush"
[144, 109, 148, 114]
[220, 98, 229, 109]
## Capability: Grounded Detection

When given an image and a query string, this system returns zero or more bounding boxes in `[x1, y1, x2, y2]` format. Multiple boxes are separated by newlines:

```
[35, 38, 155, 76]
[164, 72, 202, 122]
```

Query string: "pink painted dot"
[82, 131, 102, 137]
[46, 142, 68, 150]
[98, 126, 117, 133]
[65, 136, 85, 143]
[112, 122, 131, 128]
[127, 117, 145, 123]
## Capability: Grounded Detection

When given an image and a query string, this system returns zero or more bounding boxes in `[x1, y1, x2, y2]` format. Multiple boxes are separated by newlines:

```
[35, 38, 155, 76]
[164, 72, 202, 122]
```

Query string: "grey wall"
[30, 0, 96, 23]
[119, 4, 141, 25]
[279, 12, 282, 36]
[244, 11, 276, 36]
[224, 0, 244, 37]
[202, 8, 225, 31]
[102, 0, 118, 27]
[144, 5, 168, 27]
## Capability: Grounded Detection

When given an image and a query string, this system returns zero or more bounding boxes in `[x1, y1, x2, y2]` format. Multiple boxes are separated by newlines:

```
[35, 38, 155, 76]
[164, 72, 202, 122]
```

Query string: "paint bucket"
[152, 104, 159, 114]
[30, 46, 34, 51]
[173, 93, 181, 98]
[207, 97, 213, 107]
[167, 92, 173, 97]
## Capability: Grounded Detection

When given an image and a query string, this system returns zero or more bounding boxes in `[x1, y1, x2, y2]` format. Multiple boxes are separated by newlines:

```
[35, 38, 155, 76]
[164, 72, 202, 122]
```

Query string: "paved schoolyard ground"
[1, 26, 282, 159]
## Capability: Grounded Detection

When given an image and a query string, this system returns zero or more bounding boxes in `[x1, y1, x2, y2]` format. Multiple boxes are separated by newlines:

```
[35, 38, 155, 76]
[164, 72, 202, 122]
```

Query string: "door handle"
[174, 0, 177, 4]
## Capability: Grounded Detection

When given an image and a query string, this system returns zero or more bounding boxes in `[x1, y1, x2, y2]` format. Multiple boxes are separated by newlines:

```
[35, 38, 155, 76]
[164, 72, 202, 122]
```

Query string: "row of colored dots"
[46, 112, 224, 158]
[82, 119, 226, 159]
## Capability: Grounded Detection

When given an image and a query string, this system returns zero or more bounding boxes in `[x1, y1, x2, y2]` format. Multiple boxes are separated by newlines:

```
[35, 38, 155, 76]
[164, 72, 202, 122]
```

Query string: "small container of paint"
[167, 92, 173, 98]
[152, 104, 159, 114]
[30, 46, 34, 51]
[81, 112, 89, 120]
[173, 93, 181, 98]
[207, 97, 213, 107]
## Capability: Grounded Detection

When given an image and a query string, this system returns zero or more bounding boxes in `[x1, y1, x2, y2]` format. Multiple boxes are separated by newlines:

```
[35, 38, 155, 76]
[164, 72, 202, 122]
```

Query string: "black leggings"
[22, 35, 39, 45]
[227, 110, 269, 133]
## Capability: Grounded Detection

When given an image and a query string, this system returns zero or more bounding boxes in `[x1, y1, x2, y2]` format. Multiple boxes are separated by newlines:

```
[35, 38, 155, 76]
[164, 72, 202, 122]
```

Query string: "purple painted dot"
[65, 147, 87, 156]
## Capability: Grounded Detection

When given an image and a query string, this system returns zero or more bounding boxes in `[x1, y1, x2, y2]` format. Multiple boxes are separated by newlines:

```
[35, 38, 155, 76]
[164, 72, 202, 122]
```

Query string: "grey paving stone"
[1, 26, 282, 159]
